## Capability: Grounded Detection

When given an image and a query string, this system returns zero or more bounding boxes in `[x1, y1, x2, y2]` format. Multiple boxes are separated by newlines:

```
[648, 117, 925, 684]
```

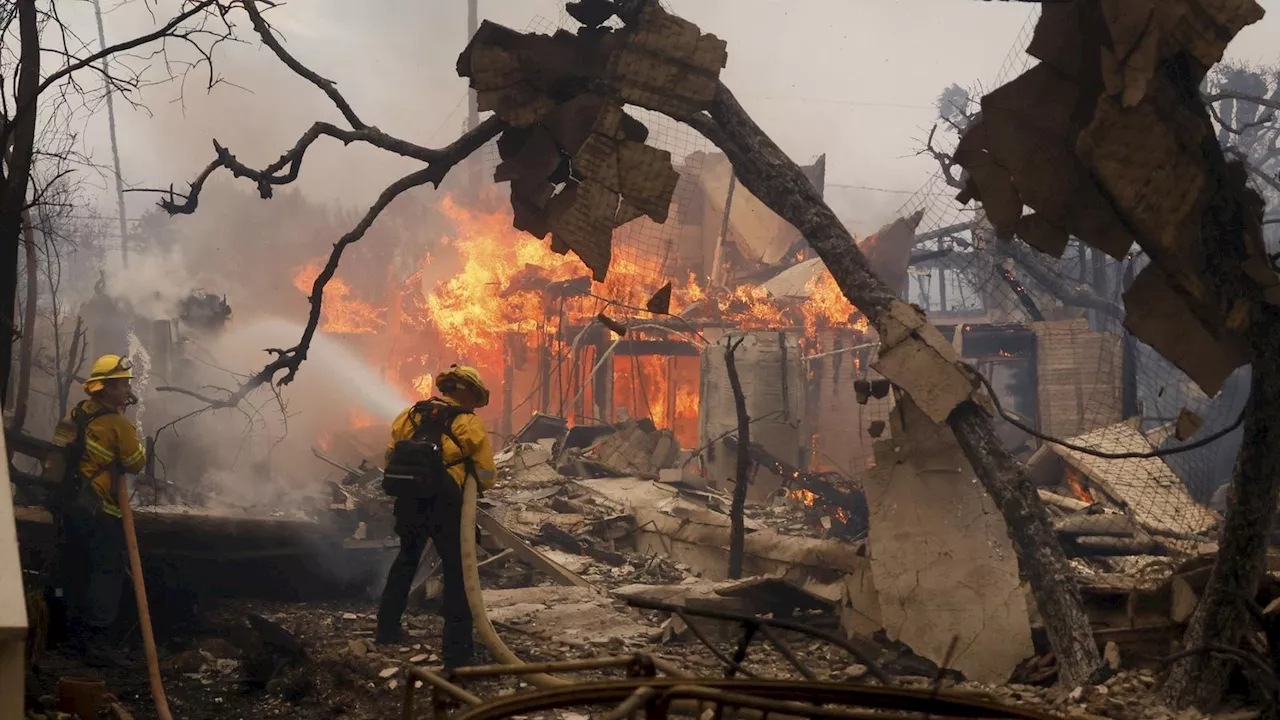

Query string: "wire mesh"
[478, 6, 1248, 561]
[478, 12, 713, 294]
[895, 6, 1252, 565]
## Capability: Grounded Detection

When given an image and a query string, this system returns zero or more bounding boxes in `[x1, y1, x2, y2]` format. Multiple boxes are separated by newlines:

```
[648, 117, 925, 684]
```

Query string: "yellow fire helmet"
[435, 364, 490, 408]
[83, 354, 134, 395]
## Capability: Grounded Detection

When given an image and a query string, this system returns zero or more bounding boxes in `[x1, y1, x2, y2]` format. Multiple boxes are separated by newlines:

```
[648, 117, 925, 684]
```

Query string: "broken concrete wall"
[866, 399, 1033, 684]
[699, 332, 804, 503]
[582, 421, 680, 478]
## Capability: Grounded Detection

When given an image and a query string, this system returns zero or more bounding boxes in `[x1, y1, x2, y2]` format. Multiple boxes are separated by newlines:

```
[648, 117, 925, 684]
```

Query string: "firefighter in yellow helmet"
[376, 364, 496, 667]
[49, 354, 146, 667]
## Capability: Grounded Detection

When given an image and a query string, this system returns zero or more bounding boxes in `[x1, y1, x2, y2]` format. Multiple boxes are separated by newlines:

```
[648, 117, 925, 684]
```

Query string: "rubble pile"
[1028, 420, 1222, 575]
[40, 597, 1251, 720]
[26, 417, 1274, 719]
[307, 415, 1279, 691]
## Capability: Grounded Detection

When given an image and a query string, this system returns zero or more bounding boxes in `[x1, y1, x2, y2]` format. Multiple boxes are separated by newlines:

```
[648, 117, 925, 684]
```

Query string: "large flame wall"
[290, 193, 872, 454]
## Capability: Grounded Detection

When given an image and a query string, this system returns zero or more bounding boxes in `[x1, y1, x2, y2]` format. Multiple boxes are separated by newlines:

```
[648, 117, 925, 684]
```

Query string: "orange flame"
[1065, 466, 1095, 504]
[292, 259, 385, 334]
[290, 192, 877, 442]
[789, 488, 819, 507]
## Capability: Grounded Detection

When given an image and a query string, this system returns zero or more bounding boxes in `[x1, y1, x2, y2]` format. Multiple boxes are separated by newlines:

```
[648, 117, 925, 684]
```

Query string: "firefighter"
[50, 354, 146, 667]
[376, 364, 496, 668]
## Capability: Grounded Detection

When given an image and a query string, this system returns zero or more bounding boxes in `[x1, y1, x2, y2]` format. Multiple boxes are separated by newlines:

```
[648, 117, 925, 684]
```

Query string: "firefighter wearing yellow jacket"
[50, 354, 146, 667]
[376, 365, 496, 668]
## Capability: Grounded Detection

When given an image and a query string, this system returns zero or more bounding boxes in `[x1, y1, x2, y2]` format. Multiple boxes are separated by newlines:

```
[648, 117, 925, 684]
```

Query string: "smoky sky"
[67, 0, 1280, 235]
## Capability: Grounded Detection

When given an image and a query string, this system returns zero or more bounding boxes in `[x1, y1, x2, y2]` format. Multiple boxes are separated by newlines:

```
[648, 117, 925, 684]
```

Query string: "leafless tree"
[151, 0, 1106, 686]
[0, 0, 241, 412]
[31, 198, 93, 421]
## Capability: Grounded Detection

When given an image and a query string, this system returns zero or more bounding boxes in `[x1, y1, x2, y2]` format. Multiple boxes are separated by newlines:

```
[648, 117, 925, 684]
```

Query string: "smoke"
[102, 247, 199, 322]
[147, 315, 411, 511]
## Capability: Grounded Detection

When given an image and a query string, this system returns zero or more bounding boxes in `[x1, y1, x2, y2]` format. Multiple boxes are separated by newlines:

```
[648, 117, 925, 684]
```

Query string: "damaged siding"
[699, 332, 804, 502]
[1032, 318, 1124, 440]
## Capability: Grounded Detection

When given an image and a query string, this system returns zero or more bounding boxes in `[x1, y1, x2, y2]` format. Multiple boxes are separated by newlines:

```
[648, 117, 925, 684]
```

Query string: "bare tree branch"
[918, 125, 966, 190]
[1204, 89, 1280, 115]
[1240, 154, 1280, 195]
[154, 117, 500, 405]
[155, 116, 501, 214]
[995, 238, 1126, 322]
[241, 0, 364, 129]
[0, 0, 229, 152]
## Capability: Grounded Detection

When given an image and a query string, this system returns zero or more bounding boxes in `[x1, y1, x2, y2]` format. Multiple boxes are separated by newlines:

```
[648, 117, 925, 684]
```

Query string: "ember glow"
[789, 488, 819, 507]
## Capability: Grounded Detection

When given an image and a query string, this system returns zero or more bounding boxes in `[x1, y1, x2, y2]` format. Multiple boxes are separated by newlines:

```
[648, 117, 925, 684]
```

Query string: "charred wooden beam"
[721, 435, 869, 534]
[1053, 512, 1137, 537]
[1071, 535, 1164, 556]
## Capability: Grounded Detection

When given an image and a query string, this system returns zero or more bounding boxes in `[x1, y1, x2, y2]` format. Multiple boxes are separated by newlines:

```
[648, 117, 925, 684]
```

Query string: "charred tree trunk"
[1162, 345, 1280, 707]
[697, 81, 1102, 685]
[1161, 141, 1280, 706]
[57, 316, 85, 418]
[0, 0, 41, 410]
[725, 336, 750, 579]
[11, 212, 37, 431]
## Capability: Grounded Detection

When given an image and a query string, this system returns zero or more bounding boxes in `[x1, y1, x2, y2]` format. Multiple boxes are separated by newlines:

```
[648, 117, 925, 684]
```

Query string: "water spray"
[126, 331, 154, 435]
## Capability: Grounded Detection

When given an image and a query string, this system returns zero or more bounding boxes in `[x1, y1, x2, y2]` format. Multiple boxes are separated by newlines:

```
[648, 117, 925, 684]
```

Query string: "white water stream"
[216, 317, 411, 421]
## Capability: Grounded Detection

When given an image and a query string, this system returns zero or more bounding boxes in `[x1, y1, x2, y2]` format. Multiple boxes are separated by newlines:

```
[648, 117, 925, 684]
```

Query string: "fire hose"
[458, 475, 686, 690]
[117, 482, 172, 720]
[458, 473, 583, 689]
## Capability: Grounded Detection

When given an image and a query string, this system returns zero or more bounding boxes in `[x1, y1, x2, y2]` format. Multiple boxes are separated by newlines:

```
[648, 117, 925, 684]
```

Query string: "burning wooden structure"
[267, 143, 1141, 519]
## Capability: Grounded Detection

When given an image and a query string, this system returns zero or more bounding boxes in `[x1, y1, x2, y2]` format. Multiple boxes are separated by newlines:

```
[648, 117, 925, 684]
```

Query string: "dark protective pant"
[377, 480, 474, 667]
[61, 502, 126, 644]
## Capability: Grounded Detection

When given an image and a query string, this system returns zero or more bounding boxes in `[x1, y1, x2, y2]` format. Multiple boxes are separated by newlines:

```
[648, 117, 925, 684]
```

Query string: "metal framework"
[399, 600, 1074, 719]
[403, 669, 1074, 720]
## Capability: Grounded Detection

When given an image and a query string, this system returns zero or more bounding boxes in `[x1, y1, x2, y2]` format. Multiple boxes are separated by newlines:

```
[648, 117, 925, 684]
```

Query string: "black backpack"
[45, 401, 116, 512]
[382, 401, 473, 498]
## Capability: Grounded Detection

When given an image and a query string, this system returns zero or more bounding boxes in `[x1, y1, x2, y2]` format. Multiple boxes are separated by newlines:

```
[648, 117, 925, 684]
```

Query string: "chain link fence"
[896, 8, 1248, 561]
[483, 7, 1242, 560]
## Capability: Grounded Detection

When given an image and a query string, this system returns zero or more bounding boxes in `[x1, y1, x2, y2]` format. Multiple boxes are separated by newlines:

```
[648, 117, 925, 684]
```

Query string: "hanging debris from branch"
[457, 3, 726, 281]
[952, 0, 1269, 397]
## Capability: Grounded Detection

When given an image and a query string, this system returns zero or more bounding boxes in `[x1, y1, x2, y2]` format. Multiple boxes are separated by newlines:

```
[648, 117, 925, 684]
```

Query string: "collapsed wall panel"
[808, 329, 892, 477]
[865, 399, 1033, 684]
[1032, 318, 1124, 440]
[699, 332, 804, 503]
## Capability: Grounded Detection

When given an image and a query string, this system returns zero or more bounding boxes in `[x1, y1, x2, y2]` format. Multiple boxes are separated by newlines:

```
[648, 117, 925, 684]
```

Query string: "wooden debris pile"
[1027, 419, 1221, 571]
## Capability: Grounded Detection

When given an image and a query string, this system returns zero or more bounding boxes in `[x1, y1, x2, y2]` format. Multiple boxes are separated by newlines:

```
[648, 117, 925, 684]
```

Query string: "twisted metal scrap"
[431, 678, 1085, 720]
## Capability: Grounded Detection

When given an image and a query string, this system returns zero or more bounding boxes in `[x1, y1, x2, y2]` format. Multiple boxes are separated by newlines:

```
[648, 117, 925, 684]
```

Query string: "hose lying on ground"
[460, 475, 574, 689]
[458, 476, 686, 689]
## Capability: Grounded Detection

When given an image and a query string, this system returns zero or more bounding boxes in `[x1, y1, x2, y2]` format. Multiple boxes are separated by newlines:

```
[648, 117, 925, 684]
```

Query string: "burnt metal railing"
[625, 596, 892, 686]
[399, 601, 1073, 719]
[405, 674, 1076, 720]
